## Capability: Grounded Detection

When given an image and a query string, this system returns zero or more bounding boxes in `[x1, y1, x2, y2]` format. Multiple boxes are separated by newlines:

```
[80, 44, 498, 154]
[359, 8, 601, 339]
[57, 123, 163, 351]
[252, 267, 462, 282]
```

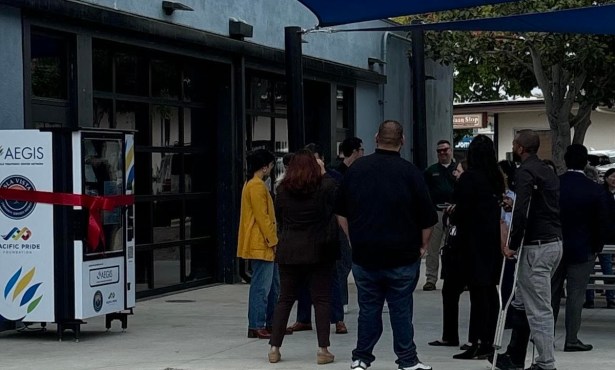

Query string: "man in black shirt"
[494, 130, 563, 370]
[336, 120, 437, 370]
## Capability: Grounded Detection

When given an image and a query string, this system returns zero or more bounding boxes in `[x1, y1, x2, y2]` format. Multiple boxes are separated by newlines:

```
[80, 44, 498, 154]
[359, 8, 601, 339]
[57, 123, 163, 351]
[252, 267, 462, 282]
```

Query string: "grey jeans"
[511, 240, 563, 370]
[425, 211, 445, 284]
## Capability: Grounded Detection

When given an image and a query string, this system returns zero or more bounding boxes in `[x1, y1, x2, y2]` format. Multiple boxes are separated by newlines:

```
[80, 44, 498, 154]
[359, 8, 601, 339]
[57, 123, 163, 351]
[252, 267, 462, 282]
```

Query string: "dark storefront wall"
[19, 7, 362, 297]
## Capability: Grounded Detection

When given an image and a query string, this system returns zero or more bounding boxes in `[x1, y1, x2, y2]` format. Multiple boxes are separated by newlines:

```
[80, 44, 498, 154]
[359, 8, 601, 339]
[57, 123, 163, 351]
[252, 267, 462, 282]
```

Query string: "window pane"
[153, 153, 185, 195]
[249, 77, 272, 111]
[251, 116, 272, 148]
[31, 33, 68, 99]
[153, 246, 182, 288]
[115, 52, 148, 96]
[151, 105, 180, 147]
[185, 198, 215, 239]
[92, 45, 112, 92]
[336, 89, 346, 129]
[135, 201, 152, 244]
[151, 58, 180, 99]
[153, 200, 183, 234]
[274, 81, 287, 115]
[93, 98, 113, 128]
[185, 242, 216, 281]
[115, 101, 147, 130]
[274, 118, 288, 153]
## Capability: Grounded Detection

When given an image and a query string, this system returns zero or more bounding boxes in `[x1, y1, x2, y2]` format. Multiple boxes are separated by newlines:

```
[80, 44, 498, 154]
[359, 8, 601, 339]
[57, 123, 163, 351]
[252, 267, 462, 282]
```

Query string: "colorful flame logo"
[2, 227, 32, 241]
[3, 267, 43, 315]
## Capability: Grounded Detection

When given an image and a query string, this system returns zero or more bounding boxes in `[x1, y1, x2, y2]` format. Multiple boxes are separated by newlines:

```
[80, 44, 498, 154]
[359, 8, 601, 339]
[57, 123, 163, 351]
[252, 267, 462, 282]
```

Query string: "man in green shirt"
[422, 139, 456, 291]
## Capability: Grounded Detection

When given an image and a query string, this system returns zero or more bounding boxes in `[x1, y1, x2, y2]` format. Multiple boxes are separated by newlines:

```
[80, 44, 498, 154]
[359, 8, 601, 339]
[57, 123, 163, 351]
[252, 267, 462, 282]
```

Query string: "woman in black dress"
[450, 135, 504, 360]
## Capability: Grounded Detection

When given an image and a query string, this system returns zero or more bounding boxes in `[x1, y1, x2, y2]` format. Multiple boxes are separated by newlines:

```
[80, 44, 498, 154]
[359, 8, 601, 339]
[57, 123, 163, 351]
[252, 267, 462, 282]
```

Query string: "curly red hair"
[279, 149, 322, 194]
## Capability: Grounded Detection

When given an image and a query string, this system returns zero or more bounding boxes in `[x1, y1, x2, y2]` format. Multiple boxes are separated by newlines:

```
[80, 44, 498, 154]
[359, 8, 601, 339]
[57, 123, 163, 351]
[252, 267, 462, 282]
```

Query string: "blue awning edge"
[295, 0, 523, 27]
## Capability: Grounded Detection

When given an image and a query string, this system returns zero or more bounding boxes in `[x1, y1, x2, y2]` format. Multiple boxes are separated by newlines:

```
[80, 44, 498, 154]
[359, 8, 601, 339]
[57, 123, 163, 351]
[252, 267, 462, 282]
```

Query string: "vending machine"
[0, 129, 135, 340]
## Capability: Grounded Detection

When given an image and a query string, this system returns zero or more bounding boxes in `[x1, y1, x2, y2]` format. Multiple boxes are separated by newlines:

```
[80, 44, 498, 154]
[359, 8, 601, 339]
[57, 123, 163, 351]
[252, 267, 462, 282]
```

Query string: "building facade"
[0, 0, 453, 297]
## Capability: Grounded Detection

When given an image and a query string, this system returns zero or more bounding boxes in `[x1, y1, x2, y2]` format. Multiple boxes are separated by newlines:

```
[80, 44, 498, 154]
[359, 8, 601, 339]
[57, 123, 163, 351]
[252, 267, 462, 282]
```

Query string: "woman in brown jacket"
[237, 149, 278, 339]
[268, 149, 339, 365]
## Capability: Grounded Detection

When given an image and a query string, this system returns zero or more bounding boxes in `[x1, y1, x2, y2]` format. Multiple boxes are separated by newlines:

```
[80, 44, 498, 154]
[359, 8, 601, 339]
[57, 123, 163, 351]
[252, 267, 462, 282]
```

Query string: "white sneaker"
[350, 359, 369, 369]
[399, 362, 432, 370]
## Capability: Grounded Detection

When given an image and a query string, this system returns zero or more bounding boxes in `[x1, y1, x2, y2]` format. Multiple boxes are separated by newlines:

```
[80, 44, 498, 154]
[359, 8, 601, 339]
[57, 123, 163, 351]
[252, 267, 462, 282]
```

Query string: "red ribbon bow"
[0, 188, 134, 251]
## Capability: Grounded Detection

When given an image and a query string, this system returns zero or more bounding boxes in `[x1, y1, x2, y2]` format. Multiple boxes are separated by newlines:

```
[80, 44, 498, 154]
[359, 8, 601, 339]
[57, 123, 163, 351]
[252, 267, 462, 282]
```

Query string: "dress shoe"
[287, 321, 312, 332]
[247, 328, 271, 339]
[460, 343, 472, 350]
[607, 300, 615, 309]
[564, 340, 593, 352]
[525, 365, 555, 370]
[266, 326, 293, 335]
[268, 346, 281, 363]
[452, 343, 492, 359]
[487, 352, 524, 370]
[335, 321, 348, 334]
[422, 282, 436, 291]
[428, 339, 459, 347]
[583, 301, 595, 309]
[317, 348, 335, 364]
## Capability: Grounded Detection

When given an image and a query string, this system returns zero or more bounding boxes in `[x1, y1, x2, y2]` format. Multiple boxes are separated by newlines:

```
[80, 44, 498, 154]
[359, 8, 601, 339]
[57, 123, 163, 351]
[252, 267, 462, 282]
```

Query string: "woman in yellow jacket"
[237, 149, 279, 339]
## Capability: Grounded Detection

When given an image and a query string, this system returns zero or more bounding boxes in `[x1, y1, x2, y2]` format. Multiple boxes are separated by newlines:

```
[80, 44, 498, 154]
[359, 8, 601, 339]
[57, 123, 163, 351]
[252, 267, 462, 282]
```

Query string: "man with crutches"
[490, 130, 563, 370]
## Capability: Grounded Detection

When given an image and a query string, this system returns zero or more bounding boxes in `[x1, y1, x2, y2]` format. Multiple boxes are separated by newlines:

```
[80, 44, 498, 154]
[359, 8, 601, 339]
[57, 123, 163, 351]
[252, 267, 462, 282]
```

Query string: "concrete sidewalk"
[1, 261, 614, 370]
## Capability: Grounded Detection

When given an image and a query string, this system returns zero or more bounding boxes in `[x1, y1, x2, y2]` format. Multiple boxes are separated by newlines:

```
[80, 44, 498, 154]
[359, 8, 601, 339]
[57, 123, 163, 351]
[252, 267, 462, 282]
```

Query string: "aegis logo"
[0, 146, 44, 161]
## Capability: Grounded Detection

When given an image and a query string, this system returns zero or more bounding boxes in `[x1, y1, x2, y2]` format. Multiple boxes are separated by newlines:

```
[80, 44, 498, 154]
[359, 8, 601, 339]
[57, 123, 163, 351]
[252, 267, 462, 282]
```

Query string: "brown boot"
[247, 328, 271, 339]
[287, 321, 313, 332]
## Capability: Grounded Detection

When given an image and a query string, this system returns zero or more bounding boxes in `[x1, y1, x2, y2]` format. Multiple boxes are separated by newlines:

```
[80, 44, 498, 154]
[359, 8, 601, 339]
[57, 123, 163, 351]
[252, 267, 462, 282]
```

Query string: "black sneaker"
[525, 365, 556, 370]
[488, 353, 524, 370]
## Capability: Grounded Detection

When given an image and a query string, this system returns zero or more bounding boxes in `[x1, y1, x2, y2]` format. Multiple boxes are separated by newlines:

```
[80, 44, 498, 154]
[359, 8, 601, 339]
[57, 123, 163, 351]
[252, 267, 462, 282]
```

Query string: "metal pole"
[285, 26, 305, 152]
[411, 25, 427, 169]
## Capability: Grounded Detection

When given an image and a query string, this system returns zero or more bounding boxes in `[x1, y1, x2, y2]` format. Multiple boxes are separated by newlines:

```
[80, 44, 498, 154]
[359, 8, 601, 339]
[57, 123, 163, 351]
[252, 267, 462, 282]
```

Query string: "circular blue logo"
[0, 175, 36, 220]
[93, 290, 103, 312]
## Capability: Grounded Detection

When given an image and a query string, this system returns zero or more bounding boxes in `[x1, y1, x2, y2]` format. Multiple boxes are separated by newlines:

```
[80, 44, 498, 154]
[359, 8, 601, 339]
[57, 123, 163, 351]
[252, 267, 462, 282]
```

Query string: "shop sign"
[453, 113, 487, 129]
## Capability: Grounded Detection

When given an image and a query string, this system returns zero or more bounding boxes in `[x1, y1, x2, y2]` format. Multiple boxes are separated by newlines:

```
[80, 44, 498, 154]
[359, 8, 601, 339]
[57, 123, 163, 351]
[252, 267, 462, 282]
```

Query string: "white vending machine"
[0, 129, 135, 340]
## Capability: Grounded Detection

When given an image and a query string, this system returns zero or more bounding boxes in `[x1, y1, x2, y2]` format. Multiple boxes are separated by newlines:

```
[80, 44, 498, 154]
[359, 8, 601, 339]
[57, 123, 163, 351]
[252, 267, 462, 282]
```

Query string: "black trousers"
[269, 263, 333, 348]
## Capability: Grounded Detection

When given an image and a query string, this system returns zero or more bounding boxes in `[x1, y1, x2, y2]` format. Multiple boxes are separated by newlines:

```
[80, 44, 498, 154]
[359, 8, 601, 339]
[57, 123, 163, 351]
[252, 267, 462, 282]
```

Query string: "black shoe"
[607, 301, 615, 309]
[460, 343, 472, 350]
[428, 339, 459, 346]
[564, 340, 593, 352]
[583, 301, 594, 309]
[423, 282, 436, 291]
[525, 365, 556, 370]
[488, 353, 524, 370]
[453, 344, 478, 359]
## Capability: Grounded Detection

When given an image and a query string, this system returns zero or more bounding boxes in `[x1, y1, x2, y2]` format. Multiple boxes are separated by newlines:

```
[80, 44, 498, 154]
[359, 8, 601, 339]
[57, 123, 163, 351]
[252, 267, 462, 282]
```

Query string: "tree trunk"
[550, 116, 571, 174]
[572, 115, 592, 145]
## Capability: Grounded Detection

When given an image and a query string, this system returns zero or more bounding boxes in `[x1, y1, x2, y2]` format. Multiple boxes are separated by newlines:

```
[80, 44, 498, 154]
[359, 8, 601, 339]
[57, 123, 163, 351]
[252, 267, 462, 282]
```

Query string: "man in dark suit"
[551, 144, 609, 352]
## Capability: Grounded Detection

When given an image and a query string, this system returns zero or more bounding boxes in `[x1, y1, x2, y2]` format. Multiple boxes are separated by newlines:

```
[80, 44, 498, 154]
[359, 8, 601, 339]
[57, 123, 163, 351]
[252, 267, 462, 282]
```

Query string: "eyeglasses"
[436, 148, 450, 153]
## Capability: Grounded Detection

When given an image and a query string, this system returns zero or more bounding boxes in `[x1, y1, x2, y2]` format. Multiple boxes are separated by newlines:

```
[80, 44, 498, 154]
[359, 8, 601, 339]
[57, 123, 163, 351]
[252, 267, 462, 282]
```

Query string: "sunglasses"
[436, 148, 450, 153]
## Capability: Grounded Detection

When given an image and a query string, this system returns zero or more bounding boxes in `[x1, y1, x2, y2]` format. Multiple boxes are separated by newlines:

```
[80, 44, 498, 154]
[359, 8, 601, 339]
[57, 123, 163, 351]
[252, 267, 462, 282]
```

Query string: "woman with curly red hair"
[268, 149, 339, 365]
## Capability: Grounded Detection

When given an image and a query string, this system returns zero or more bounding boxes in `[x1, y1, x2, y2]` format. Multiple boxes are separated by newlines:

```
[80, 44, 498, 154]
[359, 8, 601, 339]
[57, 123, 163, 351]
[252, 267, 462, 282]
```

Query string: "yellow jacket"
[237, 177, 278, 261]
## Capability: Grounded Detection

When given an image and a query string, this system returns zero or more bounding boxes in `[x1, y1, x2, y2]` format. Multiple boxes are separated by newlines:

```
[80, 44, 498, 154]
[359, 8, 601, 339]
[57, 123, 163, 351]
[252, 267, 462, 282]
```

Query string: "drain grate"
[165, 299, 196, 303]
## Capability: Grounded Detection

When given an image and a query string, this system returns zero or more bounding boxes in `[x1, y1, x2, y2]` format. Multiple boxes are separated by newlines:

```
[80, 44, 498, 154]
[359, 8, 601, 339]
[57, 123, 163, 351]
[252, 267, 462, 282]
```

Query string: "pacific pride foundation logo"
[2, 227, 32, 241]
[2, 267, 43, 320]
[0, 175, 36, 220]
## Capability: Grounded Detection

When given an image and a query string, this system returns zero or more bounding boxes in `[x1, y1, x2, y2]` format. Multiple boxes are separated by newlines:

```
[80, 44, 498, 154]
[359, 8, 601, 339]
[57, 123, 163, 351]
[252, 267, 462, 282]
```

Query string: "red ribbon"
[0, 188, 134, 251]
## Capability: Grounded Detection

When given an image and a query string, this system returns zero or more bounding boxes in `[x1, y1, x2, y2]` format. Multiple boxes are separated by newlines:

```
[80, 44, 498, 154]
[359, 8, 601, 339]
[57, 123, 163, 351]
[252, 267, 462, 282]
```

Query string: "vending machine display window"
[82, 137, 125, 255]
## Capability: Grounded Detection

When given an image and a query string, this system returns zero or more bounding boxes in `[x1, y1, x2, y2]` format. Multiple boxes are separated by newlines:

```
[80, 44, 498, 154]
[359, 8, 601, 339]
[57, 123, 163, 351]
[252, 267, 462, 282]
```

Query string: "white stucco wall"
[497, 109, 615, 160]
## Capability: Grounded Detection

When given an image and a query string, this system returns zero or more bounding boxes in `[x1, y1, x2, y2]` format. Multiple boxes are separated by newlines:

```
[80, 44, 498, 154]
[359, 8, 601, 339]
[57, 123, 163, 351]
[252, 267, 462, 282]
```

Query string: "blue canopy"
[337, 4, 615, 35]
[296, 0, 522, 27]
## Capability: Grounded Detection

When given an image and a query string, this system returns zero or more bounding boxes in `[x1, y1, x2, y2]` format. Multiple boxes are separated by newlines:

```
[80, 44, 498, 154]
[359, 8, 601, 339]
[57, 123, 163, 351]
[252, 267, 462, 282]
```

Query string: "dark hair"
[515, 129, 540, 154]
[279, 149, 322, 195]
[603, 168, 615, 190]
[246, 149, 275, 178]
[564, 144, 588, 170]
[498, 160, 516, 190]
[468, 135, 505, 197]
[282, 153, 294, 167]
[340, 137, 363, 157]
[377, 120, 403, 147]
[304, 143, 324, 160]
[437, 139, 451, 147]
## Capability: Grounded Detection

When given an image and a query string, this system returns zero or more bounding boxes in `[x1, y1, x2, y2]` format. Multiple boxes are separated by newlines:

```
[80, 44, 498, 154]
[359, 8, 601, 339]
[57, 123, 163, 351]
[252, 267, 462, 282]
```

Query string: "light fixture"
[229, 18, 253, 40]
[162, 1, 194, 16]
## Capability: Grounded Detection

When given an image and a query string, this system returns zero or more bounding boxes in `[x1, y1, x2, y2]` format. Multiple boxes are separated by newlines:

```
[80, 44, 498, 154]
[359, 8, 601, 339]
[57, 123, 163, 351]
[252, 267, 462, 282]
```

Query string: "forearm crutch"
[491, 195, 529, 370]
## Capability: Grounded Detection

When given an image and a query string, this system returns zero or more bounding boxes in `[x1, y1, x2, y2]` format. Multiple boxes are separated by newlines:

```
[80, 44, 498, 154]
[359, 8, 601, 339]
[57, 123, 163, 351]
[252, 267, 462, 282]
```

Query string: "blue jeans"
[586, 253, 615, 303]
[352, 261, 421, 368]
[248, 259, 279, 329]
